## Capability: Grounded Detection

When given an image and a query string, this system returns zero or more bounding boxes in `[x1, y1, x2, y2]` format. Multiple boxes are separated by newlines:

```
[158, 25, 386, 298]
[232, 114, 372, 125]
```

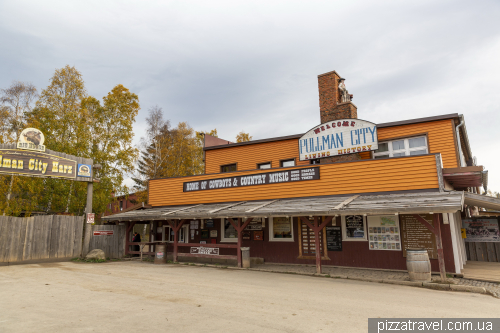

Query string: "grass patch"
[71, 257, 107, 263]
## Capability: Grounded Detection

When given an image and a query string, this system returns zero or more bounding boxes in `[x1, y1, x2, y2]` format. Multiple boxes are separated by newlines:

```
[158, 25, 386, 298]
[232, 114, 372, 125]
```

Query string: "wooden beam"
[331, 195, 359, 210]
[413, 214, 446, 281]
[299, 216, 333, 274]
[245, 200, 279, 213]
[162, 204, 203, 215]
[208, 201, 246, 214]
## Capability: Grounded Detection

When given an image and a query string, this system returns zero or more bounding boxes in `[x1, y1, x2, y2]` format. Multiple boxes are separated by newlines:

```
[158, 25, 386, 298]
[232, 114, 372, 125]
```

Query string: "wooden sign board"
[93, 230, 113, 236]
[190, 247, 219, 255]
[400, 214, 437, 259]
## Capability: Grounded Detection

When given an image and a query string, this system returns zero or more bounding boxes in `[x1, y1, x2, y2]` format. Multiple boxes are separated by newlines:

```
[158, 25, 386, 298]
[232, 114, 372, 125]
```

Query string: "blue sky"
[1, 0, 499, 190]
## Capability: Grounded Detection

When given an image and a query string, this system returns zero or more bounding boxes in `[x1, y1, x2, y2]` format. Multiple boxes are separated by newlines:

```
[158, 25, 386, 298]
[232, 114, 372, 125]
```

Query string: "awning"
[464, 192, 500, 211]
[442, 166, 488, 190]
[102, 191, 464, 222]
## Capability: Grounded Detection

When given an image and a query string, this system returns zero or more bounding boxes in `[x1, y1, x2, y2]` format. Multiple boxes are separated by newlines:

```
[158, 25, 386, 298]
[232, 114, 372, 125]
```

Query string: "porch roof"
[464, 192, 500, 211]
[102, 191, 464, 222]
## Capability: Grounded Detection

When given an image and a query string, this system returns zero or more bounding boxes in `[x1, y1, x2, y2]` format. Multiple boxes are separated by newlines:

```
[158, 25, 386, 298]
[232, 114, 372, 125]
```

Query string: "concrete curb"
[168, 263, 496, 298]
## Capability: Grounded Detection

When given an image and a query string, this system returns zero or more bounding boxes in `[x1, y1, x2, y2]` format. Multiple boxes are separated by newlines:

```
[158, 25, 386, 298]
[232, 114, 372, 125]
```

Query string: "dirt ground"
[0, 261, 498, 333]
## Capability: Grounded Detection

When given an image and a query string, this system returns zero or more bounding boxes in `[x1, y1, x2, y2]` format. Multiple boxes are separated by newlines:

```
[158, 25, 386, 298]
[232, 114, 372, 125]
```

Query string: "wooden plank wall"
[204, 119, 459, 174]
[0, 215, 84, 263]
[88, 225, 126, 259]
[150, 154, 440, 206]
[466, 242, 500, 262]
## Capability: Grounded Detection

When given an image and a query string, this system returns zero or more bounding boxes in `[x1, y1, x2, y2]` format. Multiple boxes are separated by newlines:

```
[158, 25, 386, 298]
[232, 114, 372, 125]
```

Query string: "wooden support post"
[167, 220, 186, 263]
[229, 217, 254, 268]
[434, 214, 447, 281]
[413, 214, 447, 281]
[125, 221, 136, 256]
[300, 216, 334, 274]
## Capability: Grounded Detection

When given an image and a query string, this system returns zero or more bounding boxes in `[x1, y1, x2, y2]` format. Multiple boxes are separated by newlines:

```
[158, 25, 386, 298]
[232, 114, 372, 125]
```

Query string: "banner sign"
[0, 149, 77, 179]
[93, 230, 113, 236]
[462, 219, 500, 242]
[190, 247, 220, 255]
[184, 167, 319, 192]
[86, 213, 95, 224]
[299, 119, 378, 161]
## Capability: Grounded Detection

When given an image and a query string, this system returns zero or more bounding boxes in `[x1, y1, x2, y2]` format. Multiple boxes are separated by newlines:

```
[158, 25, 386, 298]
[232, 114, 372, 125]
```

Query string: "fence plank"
[49, 215, 60, 258]
[23, 217, 35, 260]
[495, 243, 500, 263]
[475, 242, 486, 261]
[486, 243, 497, 263]
[468, 242, 476, 261]
[0, 217, 10, 262]
[73, 217, 84, 257]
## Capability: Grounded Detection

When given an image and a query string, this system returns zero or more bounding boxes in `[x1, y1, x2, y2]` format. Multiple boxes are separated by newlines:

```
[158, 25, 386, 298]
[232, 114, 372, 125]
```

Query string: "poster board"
[367, 215, 401, 251]
[400, 214, 437, 259]
[462, 219, 500, 242]
[244, 218, 263, 231]
[326, 226, 342, 251]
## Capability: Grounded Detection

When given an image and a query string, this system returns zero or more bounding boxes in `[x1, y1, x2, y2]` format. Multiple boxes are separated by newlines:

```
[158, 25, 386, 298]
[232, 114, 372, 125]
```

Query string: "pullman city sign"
[0, 128, 92, 181]
[184, 167, 320, 192]
[299, 119, 378, 161]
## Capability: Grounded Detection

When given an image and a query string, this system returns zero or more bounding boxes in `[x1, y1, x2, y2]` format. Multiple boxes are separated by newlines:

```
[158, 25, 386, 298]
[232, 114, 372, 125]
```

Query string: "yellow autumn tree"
[236, 131, 252, 142]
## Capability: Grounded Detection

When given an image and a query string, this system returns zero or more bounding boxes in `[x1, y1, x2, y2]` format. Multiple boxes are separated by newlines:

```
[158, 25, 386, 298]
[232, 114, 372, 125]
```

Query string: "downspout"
[455, 115, 465, 167]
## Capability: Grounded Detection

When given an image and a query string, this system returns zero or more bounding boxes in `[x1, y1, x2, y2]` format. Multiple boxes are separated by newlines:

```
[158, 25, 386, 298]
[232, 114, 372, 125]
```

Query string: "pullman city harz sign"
[0, 128, 92, 181]
[184, 167, 320, 192]
[299, 118, 378, 161]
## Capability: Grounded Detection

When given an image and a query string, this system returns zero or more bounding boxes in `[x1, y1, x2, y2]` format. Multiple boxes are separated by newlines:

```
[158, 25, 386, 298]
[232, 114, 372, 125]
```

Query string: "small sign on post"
[86, 213, 95, 224]
[93, 230, 113, 236]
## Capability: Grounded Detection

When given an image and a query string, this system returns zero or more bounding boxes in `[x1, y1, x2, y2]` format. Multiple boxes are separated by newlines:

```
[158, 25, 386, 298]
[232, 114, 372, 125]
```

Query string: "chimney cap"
[338, 78, 346, 82]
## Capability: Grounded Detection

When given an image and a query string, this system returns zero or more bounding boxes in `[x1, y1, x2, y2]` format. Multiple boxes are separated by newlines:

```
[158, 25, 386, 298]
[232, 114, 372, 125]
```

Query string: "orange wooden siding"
[205, 119, 457, 172]
[150, 155, 439, 206]
[377, 119, 458, 168]
[205, 139, 308, 174]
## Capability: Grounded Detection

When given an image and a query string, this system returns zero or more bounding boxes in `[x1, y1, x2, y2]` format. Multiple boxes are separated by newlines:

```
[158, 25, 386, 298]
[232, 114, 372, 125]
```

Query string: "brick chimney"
[318, 70, 357, 123]
[317, 70, 361, 163]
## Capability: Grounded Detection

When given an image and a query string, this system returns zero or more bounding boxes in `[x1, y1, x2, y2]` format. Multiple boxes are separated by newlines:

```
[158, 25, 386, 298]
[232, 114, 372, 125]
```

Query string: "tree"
[0, 81, 38, 142]
[0, 81, 38, 214]
[236, 131, 252, 143]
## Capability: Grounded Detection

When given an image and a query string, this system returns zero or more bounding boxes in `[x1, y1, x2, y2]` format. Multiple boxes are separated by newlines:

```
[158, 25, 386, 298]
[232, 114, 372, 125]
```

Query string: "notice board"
[326, 227, 342, 251]
[400, 214, 437, 259]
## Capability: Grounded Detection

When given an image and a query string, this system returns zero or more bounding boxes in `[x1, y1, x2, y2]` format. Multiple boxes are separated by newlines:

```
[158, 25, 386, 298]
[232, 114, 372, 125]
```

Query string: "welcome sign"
[299, 119, 378, 161]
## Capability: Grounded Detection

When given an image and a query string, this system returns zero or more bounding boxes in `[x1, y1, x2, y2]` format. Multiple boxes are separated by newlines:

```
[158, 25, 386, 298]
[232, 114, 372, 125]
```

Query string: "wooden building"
[103, 70, 500, 277]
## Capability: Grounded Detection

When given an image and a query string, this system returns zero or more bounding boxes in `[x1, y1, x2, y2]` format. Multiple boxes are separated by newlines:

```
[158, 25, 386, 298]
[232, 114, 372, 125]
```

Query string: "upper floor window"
[221, 164, 237, 173]
[373, 136, 428, 159]
[258, 162, 272, 169]
[280, 159, 295, 167]
[310, 159, 321, 165]
[119, 200, 123, 211]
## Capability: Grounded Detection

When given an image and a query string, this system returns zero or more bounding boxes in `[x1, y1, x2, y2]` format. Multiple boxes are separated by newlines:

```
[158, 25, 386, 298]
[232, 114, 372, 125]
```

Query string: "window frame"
[220, 163, 237, 173]
[372, 135, 429, 159]
[162, 225, 189, 243]
[280, 158, 296, 168]
[220, 218, 238, 243]
[257, 161, 272, 169]
[269, 216, 295, 242]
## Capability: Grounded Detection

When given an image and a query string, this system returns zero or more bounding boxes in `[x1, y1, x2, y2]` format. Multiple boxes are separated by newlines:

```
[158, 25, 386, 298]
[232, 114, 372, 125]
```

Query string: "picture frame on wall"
[341, 215, 367, 241]
[210, 230, 218, 238]
[253, 230, 263, 241]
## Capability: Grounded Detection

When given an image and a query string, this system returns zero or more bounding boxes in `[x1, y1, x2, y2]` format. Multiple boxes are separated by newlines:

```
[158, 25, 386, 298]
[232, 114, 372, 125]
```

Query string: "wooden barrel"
[406, 249, 431, 282]
[154, 244, 167, 265]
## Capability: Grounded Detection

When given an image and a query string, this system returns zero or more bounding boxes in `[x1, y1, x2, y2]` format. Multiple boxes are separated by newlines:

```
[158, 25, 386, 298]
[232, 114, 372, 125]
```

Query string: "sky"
[1, 0, 499, 191]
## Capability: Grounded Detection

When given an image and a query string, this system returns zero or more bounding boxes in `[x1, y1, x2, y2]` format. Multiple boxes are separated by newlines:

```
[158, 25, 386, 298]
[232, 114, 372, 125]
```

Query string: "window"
[310, 159, 321, 165]
[373, 136, 428, 159]
[258, 162, 271, 169]
[221, 164, 237, 173]
[269, 216, 294, 242]
[280, 159, 295, 167]
[221, 218, 237, 242]
[341, 215, 367, 241]
[119, 201, 123, 211]
[162, 225, 188, 243]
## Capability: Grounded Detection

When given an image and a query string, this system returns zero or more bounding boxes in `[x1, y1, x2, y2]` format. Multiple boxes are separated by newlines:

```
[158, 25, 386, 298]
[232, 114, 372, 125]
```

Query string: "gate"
[87, 224, 126, 259]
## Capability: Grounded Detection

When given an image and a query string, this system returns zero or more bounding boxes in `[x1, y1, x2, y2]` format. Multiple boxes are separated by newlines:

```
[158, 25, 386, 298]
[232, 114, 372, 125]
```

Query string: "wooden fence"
[88, 225, 126, 259]
[466, 242, 500, 262]
[0, 215, 84, 263]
